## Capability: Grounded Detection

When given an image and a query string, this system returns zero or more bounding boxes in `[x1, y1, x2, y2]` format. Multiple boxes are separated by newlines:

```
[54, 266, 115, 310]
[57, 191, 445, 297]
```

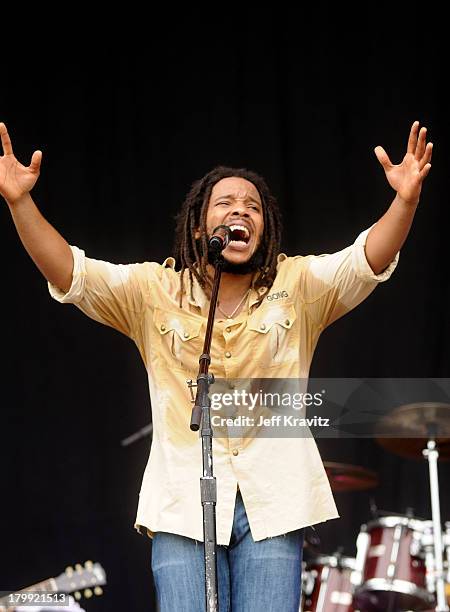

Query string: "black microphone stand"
[188, 251, 225, 612]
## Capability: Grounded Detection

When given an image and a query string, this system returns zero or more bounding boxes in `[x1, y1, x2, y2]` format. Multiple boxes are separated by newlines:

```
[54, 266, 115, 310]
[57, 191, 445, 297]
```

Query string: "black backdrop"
[1, 11, 449, 612]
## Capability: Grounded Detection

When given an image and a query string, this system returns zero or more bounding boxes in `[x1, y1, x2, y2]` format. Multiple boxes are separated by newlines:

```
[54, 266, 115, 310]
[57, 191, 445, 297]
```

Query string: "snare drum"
[300, 554, 356, 611]
[352, 515, 435, 611]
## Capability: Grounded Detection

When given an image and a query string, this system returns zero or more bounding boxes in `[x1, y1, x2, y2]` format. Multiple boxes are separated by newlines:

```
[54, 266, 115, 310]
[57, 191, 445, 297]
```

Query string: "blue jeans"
[151, 490, 304, 611]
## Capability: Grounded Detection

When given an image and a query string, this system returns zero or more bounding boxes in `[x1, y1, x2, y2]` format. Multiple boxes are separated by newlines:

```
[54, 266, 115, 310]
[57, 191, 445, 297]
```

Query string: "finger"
[407, 121, 419, 154]
[374, 145, 392, 169]
[419, 142, 433, 170]
[0, 122, 14, 156]
[29, 150, 42, 173]
[420, 163, 431, 180]
[415, 126, 427, 160]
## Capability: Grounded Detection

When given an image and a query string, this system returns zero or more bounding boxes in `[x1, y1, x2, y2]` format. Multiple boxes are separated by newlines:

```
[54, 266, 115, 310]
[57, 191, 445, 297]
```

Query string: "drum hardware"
[374, 402, 450, 611]
[352, 515, 435, 611]
[301, 513, 450, 611]
[304, 526, 321, 551]
[446, 522, 450, 585]
[307, 418, 450, 611]
[301, 550, 356, 612]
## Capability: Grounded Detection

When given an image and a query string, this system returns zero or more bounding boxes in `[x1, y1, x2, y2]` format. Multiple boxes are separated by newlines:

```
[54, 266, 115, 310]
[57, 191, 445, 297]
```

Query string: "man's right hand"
[0, 122, 42, 206]
[0, 122, 73, 292]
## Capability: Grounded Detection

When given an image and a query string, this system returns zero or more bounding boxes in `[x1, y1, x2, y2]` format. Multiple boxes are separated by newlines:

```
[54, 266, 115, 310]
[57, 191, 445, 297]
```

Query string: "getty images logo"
[266, 290, 289, 301]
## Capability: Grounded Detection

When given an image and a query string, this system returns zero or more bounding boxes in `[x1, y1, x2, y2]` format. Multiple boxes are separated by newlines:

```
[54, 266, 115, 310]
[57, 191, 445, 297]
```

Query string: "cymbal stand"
[423, 425, 449, 612]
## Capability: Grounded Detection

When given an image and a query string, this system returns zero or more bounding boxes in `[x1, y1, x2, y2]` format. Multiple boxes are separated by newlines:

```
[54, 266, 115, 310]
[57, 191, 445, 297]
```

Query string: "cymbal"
[323, 461, 379, 492]
[374, 402, 450, 460]
[376, 437, 450, 460]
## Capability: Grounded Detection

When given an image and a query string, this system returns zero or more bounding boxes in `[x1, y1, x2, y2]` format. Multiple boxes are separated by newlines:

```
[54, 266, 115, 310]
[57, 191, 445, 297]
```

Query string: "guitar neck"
[0, 561, 106, 606]
[0, 579, 56, 605]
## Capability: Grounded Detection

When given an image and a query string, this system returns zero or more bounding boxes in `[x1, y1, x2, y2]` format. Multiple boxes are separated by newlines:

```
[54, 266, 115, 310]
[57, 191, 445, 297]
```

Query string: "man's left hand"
[374, 120, 433, 207]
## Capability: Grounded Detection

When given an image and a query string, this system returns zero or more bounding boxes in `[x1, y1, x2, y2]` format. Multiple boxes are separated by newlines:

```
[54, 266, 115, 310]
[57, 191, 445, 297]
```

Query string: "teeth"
[229, 224, 250, 237]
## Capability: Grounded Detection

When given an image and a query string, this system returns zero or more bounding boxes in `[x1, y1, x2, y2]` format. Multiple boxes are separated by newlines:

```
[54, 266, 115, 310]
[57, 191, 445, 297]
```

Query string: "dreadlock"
[173, 166, 283, 307]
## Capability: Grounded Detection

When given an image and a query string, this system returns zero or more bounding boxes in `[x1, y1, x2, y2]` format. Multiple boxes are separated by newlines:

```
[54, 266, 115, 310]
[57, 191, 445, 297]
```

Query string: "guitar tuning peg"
[84, 560, 93, 569]
[74, 592, 81, 601]
[94, 586, 103, 596]
[84, 588, 93, 599]
[75, 563, 83, 572]
[65, 566, 74, 576]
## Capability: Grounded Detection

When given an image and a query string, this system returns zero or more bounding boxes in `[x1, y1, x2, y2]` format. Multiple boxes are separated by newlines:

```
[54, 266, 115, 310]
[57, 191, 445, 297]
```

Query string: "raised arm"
[365, 121, 433, 274]
[0, 122, 73, 292]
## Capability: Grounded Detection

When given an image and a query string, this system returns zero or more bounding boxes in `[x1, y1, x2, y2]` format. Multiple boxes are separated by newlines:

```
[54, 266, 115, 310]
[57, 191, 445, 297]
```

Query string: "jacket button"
[232, 449, 239, 456]
[260, 323, 266, 331]
[285, 319, 290, 326]
[160, 324, 166, 332]
[183, 332, 189, 338]
[226, 327, 232, 333]
[225, 351, 232, 358]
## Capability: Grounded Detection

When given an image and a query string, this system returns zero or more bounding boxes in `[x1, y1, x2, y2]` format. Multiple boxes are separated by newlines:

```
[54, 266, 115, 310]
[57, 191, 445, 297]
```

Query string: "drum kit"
[300, 402, 450, 612]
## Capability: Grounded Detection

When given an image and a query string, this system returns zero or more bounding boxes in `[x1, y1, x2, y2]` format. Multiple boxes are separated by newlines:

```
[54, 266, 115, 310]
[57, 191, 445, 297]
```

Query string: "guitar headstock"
[55, 560, 106, 601]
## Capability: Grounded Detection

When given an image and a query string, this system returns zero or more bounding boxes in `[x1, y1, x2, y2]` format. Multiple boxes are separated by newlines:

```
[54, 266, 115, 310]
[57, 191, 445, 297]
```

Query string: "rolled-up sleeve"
[351, 226, 399, 282]
[48, 245, 150, 339]
[299, 226, 399, 328]
[48, 245, 87, 303]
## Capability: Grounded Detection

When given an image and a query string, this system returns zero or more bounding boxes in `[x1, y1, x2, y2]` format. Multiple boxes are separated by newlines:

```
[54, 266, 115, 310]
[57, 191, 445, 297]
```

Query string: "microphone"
[208, 225, 232, 254]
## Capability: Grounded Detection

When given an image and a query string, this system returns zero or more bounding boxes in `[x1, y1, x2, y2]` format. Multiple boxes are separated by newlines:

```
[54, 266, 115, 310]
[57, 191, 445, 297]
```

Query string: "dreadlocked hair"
[173, 166, 283, 308]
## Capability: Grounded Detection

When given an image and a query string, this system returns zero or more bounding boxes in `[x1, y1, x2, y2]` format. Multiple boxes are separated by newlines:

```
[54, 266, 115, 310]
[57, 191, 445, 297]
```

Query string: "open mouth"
[228, 224, 250, 245]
